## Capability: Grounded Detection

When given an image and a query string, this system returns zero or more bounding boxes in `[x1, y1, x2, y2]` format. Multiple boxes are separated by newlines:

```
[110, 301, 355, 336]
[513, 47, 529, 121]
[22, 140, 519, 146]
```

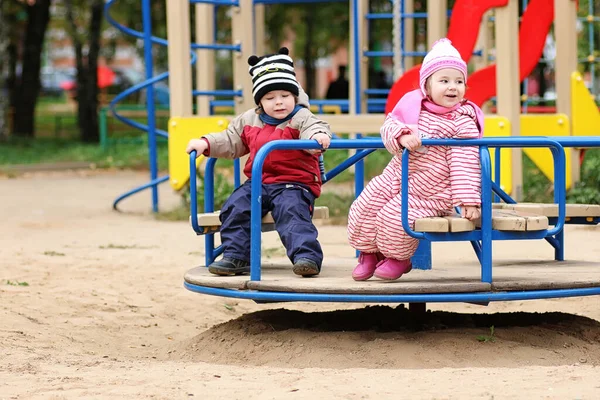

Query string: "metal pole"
[142, 0, 159, 212]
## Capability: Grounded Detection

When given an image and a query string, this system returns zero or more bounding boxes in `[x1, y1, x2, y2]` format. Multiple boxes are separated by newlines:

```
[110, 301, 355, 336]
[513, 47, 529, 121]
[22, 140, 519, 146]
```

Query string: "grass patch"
[263, 246, 286, 258]
[155, 202, 192, 222]
[99, 244, 155, 249]
[0, 137, 169, 170]
[43, 251, 65, 256]
[5, 280, 29, 286]
[476, 326, 496, 343]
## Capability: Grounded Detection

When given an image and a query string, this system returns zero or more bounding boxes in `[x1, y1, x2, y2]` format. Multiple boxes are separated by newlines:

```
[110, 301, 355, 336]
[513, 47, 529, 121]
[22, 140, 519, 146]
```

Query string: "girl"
[347, 38, 484, 281]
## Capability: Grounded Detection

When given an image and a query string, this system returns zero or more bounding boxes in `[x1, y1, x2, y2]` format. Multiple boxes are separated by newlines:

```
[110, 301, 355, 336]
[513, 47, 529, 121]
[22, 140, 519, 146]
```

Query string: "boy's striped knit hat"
[419, 38, 468, 95]
[248, 47, 300, 105]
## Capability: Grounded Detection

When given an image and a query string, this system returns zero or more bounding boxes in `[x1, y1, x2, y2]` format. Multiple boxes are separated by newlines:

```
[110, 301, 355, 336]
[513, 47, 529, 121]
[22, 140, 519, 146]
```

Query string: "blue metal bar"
[210, 100, 235, 107]
[311, 99, 350, 106]
[325, 149, 377, 183]
[204, 157, 217, 266]
[190, 151, 201, 233]
[366, 13, 430, 20]
[190, 0, 239, 5]
[400, 0, 405, 71]
[192, 89, 244, 97]
[491, 181, 516, 204]
[190, 43, 241, 51]
[112, 175, 170, 210]
[544, 136, 600, 148]
[142, 0, 158, 212]
[108, 73, 169, 138]
[551, 146, 565, 261]
[470, 240, 483, 264]
[411, 240, 432, 270]
[105, 0, 168, 46]
[480, 146, 493, 282]
[364, 51, 394, 57]
[366, 13, 394, 19]
[494, 147, 501, 202]
[364, 89, 390, 95]
[185, 282, 600, 303]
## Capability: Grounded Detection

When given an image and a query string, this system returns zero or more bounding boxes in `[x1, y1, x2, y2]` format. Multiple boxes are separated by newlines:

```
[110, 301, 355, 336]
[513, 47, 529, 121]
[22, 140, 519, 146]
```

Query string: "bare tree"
[11, 0, 51, 138]
[0, 0, 37, 139]
[64, 0, 104, 143]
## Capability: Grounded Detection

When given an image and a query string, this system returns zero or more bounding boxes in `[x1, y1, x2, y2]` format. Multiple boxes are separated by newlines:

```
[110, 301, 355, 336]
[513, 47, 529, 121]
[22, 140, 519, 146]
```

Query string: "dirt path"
[1, 170, 599, 399]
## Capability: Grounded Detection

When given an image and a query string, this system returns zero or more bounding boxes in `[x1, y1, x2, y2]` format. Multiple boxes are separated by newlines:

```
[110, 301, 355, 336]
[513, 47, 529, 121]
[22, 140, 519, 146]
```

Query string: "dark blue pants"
[219, 181, 323, 267]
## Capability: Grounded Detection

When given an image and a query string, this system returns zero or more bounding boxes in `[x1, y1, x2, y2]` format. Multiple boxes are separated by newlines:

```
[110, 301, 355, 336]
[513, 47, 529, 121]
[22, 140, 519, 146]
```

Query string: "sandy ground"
[1, 169, 600, 399]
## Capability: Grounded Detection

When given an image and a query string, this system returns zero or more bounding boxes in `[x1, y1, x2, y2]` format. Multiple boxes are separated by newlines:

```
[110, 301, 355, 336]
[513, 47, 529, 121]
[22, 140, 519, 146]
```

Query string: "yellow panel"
[520, 114, 572, 190]
[212, 106, 235, 115]
[483, 116, 512, 195]
[168, 116, 230, 190]
[571, 71, 600, 137]
[309, 105, 342, 114]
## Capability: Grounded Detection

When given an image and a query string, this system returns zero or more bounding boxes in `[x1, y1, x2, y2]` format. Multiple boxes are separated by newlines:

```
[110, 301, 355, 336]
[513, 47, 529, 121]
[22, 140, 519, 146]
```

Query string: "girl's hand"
[461, 205, 481, 221]
[398, 133, 422, 151]
[185, 138, 208, 156]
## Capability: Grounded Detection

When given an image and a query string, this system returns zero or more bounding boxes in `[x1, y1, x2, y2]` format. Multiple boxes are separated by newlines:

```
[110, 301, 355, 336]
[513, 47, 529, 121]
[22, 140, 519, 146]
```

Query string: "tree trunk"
[302, 6, 316, 98]
[66, 0, 104, 143]
[12, 0, 51, 138]
[0, 1, 9, 139]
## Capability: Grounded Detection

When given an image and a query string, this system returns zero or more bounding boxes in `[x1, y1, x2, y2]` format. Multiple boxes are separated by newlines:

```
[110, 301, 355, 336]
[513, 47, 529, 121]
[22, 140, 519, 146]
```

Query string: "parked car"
[40, 67, 76, 97]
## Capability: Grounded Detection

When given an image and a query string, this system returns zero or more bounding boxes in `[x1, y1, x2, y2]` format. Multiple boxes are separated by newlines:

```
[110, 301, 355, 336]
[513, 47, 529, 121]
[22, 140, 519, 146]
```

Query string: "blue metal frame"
[106, 0, 244, 212]
[186, 136, 600, 303]
[184, 283, 600, 303]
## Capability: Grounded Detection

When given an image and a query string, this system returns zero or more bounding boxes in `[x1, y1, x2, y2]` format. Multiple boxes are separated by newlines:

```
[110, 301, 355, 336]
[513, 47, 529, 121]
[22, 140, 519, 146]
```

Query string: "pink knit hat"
[419, 38, 467, 96]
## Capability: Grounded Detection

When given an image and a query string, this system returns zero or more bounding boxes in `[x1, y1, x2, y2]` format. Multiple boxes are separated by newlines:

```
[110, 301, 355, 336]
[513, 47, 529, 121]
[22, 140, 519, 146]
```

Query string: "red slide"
[385, 0, 554, 113]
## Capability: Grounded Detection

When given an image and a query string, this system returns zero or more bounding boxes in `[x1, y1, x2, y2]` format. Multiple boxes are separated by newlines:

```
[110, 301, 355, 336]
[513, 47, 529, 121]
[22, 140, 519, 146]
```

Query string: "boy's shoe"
[293, 258, 320, 277]
[352, 252, 384, 281]
[373, 258, 412, 280]
[208, 257, 250, 276]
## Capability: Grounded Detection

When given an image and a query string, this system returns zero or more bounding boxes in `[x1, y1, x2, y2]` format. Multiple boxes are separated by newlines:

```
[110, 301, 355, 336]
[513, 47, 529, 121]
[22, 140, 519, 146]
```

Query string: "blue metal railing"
[185, 136, 600, 303]
[105, 0, 243, 212]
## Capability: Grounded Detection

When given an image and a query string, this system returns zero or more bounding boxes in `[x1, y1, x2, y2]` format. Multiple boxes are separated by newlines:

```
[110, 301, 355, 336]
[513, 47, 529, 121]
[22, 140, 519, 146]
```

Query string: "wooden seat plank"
[499, 203, 600, 217]
[445, 215, 476, 232]
[192, 206, 329, 227]
[414, 217, 448, 232]
[414, 210, 548, 232]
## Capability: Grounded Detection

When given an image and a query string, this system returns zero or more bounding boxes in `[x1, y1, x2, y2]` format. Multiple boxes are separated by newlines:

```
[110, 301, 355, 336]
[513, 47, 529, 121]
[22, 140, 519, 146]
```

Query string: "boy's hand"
[461, 205, 481, 221]
[186, 138, 208, 157]
[307, 133, 331, 154]
[313, 133, 331, 150]
[398, 133, 421, 151]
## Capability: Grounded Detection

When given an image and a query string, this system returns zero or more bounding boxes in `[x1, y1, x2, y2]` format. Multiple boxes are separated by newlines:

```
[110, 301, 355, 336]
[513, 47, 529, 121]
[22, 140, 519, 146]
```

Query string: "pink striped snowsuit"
[347, 99, 482, 260]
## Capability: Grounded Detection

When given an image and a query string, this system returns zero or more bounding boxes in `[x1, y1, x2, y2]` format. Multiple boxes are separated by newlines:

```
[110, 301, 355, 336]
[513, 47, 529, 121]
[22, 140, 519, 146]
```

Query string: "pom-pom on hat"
[419, 38, 468, 96]
[248, 47, 300, 105]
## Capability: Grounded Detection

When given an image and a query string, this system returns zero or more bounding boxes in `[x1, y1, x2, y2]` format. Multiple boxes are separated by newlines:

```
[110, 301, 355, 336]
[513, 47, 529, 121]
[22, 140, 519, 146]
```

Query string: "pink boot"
[373, 258, 412, 280]
[352, 252, 383, 281]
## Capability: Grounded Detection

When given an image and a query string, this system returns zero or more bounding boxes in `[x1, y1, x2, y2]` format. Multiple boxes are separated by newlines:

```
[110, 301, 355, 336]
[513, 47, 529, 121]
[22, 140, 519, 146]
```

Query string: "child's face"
[260, 90, 295, 119]
[426, 68, 466, 108]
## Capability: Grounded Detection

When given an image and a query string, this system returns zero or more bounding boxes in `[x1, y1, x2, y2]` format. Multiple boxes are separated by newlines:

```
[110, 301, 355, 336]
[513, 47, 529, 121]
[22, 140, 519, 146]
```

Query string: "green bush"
[567, 149, 600, 204]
